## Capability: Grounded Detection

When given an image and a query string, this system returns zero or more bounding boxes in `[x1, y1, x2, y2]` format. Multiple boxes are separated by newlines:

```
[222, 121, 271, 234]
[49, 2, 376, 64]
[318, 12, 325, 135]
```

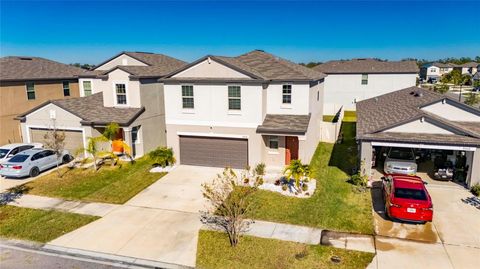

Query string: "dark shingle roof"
[95, 52, 186, 78]
[356, 87, 480, 146]
[313, 59, 419, 74]
[256, 114, 311, 135]
[164, 50, 326, 82]
[0, 56, 87, 81]
[18, 93, 144, 126]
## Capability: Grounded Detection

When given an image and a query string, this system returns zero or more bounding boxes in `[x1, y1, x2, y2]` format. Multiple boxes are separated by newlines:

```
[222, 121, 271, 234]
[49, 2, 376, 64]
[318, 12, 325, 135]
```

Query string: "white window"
[62, 81, 70, 96]
[431, 68, 436, 72]
[282, 85, 292, 104]
[269, 136, 279, 149]
[115, 83, 127, 105]
[83, 81, 92, 96]
[182, 85, 194, 109]
[361, 74, 368, 85]
[26, 82, 35, 100]
[228, 85, 241, 110]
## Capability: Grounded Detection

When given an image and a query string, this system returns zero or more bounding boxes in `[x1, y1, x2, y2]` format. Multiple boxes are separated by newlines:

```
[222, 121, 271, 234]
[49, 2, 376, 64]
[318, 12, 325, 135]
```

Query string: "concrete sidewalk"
[5, 194, 120, 217]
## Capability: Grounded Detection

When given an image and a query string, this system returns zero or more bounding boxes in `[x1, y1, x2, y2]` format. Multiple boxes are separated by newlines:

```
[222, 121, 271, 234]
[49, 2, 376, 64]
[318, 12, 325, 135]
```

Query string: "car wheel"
[62, 154, 73, 164]
[30, 167, 40, 177]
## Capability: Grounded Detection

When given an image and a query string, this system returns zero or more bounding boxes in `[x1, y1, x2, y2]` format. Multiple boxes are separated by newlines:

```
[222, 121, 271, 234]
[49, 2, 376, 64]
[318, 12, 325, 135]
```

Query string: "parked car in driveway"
[384, 147, 418, 175]
[0, 143, 43, 164]
[382, 174, 433, 223]
[0, 148, 69, 178]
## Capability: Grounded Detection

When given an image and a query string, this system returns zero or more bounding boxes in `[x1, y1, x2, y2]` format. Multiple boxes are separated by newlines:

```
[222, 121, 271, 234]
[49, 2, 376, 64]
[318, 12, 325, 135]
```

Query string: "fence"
[320, 107, 344, 143]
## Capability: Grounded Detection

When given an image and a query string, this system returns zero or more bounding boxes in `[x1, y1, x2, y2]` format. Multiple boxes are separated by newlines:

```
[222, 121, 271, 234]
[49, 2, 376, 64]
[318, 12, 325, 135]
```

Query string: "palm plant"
[148, 147, 176, 167]
[283, 160, 310, 191]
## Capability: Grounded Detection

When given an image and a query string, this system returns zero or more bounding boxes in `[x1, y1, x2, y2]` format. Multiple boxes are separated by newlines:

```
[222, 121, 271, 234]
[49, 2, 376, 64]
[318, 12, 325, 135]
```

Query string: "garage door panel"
[179, 136, 248, 169]
[30, 128, 83, 154]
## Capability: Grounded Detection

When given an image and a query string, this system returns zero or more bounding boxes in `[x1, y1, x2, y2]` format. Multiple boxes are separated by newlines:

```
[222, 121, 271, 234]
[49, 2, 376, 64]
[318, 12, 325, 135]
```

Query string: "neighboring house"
[17, 52, 186, 157]
[357, 87, 480, 188]
[0, 56, 85, 145]
[420, 62, 455, 82]
[453, 62, 479, 76]
[313, 59, 418, 114]
[473, 72, 480, 83]
[161, 50, 326, 169]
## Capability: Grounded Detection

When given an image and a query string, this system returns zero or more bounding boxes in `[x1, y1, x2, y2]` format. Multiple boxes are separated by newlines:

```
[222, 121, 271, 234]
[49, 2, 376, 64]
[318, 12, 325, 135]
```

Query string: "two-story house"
[161, 50, 326, 169]
[17, 52, 185, 157]
[420, 62, 455, 82]
[453, 62, 479, 75]
[313, 59, 418, 114]
[0, 56, 85, 145]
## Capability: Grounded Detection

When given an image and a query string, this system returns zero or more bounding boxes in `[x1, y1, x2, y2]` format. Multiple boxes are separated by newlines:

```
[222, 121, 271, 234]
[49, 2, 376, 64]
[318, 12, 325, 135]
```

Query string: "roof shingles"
[257, 114, 311, 135]
[314, 59, 419, 74]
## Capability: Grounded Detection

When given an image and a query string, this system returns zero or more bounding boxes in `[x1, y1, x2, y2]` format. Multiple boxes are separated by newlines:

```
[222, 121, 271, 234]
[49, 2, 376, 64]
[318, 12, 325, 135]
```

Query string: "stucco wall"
[323, 73, 416, 114]
[173, 59, 250, 78]
[94, 54, 147, 71]
[422, 102, 480, 122]
[262, 135, 286, 168]
[266, 83, 310, 115]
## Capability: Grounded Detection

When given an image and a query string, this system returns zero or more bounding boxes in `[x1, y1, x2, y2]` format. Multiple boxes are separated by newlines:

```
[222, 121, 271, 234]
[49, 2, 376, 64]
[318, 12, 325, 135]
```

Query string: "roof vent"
[19, 57, 32, 60]
[410, 91, 415, 95]
[134, 51, 153, 54]
[255, 49, 264, 52]
[414, 92, 423, 97]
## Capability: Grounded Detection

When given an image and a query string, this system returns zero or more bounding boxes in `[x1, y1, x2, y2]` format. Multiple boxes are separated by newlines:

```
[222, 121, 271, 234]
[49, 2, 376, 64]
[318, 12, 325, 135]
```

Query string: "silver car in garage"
[0, 148, 69, 178]
[383, 147, 418, 175]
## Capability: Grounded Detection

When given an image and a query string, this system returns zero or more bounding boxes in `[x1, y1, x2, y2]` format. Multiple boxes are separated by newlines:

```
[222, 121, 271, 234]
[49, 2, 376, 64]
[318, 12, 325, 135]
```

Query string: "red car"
[382, 174, 433, 223]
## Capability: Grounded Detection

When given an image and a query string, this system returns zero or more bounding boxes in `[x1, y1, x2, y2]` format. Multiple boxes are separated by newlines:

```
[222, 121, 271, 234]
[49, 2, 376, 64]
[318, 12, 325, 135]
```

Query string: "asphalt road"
[0, 245, 131, 269]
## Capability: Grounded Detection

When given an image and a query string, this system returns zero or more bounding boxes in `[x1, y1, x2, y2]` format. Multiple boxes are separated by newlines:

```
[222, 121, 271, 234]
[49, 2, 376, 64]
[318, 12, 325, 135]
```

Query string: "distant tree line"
[70, 63, 95, 70]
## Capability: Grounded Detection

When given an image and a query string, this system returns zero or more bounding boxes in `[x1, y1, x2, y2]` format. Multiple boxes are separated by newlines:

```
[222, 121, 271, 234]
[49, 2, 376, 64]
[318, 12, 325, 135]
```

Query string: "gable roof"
[17, 93, 144, 126]
[0, 56, 87, 82]
[163, 50, 326, 82]
[356, 87, 480, 146]
[93, 51, 186, 78]
[313, 59, 419, 74]
[460, 62, 479, 68]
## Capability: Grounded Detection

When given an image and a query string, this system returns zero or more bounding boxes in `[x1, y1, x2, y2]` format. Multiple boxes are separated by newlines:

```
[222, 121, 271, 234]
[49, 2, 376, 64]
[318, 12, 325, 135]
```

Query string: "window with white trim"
[282, 84, 292, 104]
[26, 82, 35, 100]
[228, 85, 241, 110]
[269, 136, 279, 149]
[115, 83, 127, 105]
[361, 74, 368, 85]
[182, 85, 194, 109]
[83, 81, 92, 96]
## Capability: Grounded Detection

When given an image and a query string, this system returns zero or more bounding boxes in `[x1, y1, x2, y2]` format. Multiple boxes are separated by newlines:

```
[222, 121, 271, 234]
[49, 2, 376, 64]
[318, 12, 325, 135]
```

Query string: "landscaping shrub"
[148, 147, 176, 167]
[348, 172, 368, 187]
[254, 163, 266, 176]
[301, 183, 308, 192]
[471, 184, 480, 196]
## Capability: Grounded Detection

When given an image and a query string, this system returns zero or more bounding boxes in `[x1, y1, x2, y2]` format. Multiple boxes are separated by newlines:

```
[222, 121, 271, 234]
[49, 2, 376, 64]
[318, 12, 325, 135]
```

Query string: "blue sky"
[1, 0, 479, 64]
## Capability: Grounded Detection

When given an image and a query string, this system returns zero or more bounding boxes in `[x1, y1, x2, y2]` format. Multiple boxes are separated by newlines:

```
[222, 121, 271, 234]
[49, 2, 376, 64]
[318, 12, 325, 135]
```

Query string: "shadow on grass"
[328, 122, 358, 176]
[1, 184, 32, 205]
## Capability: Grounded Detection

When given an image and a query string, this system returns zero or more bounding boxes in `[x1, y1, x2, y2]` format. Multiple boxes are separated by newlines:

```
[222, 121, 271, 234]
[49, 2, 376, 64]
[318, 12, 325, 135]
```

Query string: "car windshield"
[388, 148, 414, 160]
[394, 188, 427, 201]
[0, 149, 9, 158]
[9, 154, 29, 163]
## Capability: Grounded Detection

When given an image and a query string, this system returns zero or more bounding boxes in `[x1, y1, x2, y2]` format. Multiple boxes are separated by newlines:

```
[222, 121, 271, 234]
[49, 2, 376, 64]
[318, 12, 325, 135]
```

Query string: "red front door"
[285, 136, 299, 165]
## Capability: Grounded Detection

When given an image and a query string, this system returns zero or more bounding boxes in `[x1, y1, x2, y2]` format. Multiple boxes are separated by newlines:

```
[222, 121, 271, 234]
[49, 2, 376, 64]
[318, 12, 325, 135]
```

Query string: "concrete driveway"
[370, 180, 480, 268]
[47, 165, 222, 268]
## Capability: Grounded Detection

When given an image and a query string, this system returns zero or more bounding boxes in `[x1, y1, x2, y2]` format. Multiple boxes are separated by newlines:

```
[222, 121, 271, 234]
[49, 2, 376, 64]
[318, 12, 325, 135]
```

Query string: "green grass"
[18, 157, 165, 204]
[196, 230, 374, 269]
[245, 122, 373, 234]
[0, 205, 98, 243]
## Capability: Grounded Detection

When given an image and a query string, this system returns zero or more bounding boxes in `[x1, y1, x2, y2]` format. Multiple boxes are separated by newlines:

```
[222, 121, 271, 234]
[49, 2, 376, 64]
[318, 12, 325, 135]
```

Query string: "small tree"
[200, 168, 260, 247]
[148, 147, 176, 167]
[85, 137, 101, 171]
[433, 83, 449, 94]
[43, 123, 66, 177]
[464, 92, 480, 106]
[284, 160, 310, 192]
[441, 70, 471, 101]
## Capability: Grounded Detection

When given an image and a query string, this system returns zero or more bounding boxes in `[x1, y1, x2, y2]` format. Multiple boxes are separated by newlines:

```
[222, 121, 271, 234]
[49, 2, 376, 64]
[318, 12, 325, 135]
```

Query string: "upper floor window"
[269, 136, 279, 149]
[115, 83, 127, 105]
[228, 86, 241, 110]
[430, 68, 436, 72]
[26, 82, 35, 100]
[282, 84, 292, 104]
[83, 81, 92, 96]
[361, 74, 368, 85]
[182, 85, 194, 109]
[63, 81, 70, 96]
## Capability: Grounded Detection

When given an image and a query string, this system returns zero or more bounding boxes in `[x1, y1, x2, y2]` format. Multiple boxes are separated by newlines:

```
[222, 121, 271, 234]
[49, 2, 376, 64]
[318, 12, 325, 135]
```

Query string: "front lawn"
[0, 205, 98, 243]
[196, 230, 374, 269]
[245, 122, 373, 234]
[17, 157, 165, 204]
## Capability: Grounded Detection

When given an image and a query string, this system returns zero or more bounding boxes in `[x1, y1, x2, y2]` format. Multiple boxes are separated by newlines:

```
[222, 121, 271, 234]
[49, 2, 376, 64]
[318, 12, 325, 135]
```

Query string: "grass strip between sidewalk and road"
[0, 205, 99, 243]
[196, 230, 374, 269]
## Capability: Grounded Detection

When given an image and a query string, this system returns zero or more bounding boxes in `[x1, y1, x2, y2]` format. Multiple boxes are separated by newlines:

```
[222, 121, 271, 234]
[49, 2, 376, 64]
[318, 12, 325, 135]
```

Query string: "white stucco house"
[160, 50, 327, 169]
[17, 52, 185, 158]
[420, 62, 455, 82]
[313, 59, 418, 114]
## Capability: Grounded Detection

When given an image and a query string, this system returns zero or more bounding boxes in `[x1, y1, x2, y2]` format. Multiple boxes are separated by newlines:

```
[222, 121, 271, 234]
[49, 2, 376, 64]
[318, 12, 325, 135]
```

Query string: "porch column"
[123, 127, 133, 156]
[359, 141, 372, 178]
[467, 149, 480, 187]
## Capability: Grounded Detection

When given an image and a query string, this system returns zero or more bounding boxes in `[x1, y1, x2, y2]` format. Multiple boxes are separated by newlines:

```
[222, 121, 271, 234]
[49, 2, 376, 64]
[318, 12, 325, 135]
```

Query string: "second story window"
[83, 81, 92, 96]
[228, 86, 241, 110]
[115, 83, 127, 105]
[282, 84, 292, 104]
[430, 68, 436, 72]
[182, 85, 194, 109]
[63, 81, 70, 96]
[26, 82, 35, 100]
[361, 74, 368, 85]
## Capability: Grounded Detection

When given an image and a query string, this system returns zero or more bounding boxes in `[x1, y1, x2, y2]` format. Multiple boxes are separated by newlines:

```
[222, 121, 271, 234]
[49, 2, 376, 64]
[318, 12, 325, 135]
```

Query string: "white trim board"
[371, 141, 477, 152]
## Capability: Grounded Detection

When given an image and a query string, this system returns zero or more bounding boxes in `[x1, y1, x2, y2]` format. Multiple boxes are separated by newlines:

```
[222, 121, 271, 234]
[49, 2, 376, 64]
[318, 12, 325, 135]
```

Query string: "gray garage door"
[30, 128, 83, 154]
[179, 136, 248, 169]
